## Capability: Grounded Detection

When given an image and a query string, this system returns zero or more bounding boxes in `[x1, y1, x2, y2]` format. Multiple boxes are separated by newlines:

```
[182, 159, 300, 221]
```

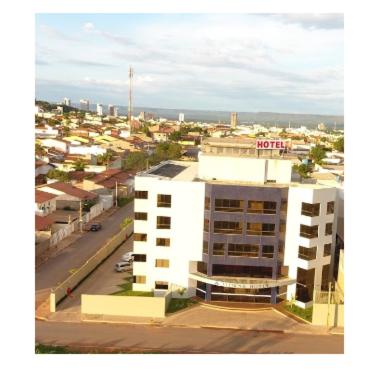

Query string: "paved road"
[35, 321, 344, 354]
[36, 202, 133, 292]
[57, 235, 133, 311]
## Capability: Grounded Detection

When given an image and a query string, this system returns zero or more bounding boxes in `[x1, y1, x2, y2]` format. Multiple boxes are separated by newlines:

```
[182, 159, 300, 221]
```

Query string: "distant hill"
[48, 100, 343, 129]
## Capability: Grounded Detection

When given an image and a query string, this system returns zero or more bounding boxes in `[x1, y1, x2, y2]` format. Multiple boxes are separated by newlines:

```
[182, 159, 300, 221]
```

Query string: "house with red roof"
[35, 189, 57, 216]
[37, 181, 98, 210]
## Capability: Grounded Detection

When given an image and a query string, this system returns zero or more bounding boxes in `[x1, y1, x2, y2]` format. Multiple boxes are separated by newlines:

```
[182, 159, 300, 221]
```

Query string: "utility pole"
[326, 281, 332, 328]
[79, 200, 83, 233]
[128, 66, 133, 133]
[115, 181, 118, 207]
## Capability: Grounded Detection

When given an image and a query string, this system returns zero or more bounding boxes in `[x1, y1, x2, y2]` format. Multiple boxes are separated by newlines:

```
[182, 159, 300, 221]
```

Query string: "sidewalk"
[35, 206, 119, 269]
[39, 303, 337, 336]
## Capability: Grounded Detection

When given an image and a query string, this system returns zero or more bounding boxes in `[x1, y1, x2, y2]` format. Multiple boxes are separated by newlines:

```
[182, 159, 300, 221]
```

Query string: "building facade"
[80, 99, 90, 111]
[231, 112, 238, 129]
[132, 138, 338, 308]
[96, 104, 103, 116]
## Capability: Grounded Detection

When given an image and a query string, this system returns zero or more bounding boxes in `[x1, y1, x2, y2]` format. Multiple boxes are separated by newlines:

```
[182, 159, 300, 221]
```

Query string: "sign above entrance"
[256, 140, 286, 149]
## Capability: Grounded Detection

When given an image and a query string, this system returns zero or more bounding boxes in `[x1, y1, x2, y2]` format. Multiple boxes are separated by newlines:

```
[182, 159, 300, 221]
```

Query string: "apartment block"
[132, 138, 338, 308]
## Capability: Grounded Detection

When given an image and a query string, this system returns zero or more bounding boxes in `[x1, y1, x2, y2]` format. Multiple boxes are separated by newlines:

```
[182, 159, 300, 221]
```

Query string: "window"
[155, 259, 169, 268]
[155, 281, 168, 290]
[213, 221, 243, 234]
[301, 202, 320, 217]
[213, 243, 225, 255]
[134, 233, 147, 242]
[157, 194, 171, 208]
[325, 222, 333, 235]
[196, 281, 207, 291]
[135, 190, 148, 199]
[204, 219, 210, 232]
[296, 268, 315, 303]
[246, 223, 275, 236]
[203, 240, 208, 254]
[299, 224, 318, 239]
[247, 201, 277, 214]
[324, 243, 332, 256]
[327, 201, 335, 214]
[321, 265, 330, 290]
[212, 264, 272, 278]
[204, 197, 210, 210]
[133, 254, 146, 262]
[262, 245, 275, 258]
[298, 246, 317, 261]
[157, 216, 171, 229]
[134, 275, 146, 284]
[135, 212, 147, 221]
[228, 244, 259, 257]
[214, 199, 244, 212]
[197, 261, 207, 274]
[281, 199, 288, 212]
[156, 238, 170, 247]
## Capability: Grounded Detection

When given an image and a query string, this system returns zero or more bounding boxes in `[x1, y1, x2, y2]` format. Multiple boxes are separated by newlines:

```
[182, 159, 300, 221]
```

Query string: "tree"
[72, 158, 87, 171]
[122, 151, 148, 172]
[333, 137, 344, 152]
[47, 169, 70, 182]
[310, 145, 327, 165]
[292, 163, 313, 180]
[62, 126, 70, 137]
[35, 143, 47, 157]
[97, 149, 114, 165]
[169, 131, 182, 142]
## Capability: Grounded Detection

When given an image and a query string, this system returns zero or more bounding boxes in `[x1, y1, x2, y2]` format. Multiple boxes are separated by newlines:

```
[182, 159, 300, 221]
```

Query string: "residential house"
[37, 182, 98, 210]
[35, 190, 57, 216]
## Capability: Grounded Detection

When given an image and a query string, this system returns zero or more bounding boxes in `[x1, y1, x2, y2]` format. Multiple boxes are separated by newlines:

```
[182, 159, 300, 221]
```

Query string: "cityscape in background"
[35, 13, 344, 355]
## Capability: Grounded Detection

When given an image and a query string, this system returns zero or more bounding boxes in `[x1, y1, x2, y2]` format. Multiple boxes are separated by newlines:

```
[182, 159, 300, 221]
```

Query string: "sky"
[35, 13, 343, 115]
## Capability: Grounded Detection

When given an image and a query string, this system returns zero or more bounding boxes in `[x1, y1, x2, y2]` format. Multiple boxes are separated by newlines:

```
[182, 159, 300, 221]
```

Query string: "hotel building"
[132, 138, 338, 308]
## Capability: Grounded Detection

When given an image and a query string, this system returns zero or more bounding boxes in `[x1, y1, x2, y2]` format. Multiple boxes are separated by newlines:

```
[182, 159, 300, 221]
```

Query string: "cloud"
[82, 22, 133, 46]
[64, 59, 116, 68]
[39, 24, 80, 42]
[272, 14, 343, 30]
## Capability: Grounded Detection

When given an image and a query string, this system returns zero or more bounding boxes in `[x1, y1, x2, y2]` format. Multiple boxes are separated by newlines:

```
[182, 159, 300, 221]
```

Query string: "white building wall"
[132, 176, 205, 296]
[284, 185, 337, 307]
[198, 154, 292, 184]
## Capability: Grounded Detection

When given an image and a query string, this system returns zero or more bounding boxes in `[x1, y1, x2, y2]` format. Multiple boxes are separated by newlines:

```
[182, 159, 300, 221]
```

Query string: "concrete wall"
[198, 154, 292, 184]
[50, 224, 133, 312]
[81, 290, 171, 318]
[132, 175, 206, 297]
[284, 185, 337, 304]
[312, 303, 344, 327]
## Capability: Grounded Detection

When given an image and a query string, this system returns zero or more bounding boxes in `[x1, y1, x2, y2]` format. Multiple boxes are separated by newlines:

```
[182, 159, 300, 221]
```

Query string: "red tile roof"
[89, 169, 133, 189]
[35, 214, 54, 231]
[45, 182, 98, 200]
[35, 189, 57, 203]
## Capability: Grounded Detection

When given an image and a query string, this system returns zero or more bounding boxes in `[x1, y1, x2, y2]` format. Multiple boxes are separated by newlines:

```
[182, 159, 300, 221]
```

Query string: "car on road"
[115, 261, 132, 272]
[121, 252, 135, 263]
[89, 223, 102, 232]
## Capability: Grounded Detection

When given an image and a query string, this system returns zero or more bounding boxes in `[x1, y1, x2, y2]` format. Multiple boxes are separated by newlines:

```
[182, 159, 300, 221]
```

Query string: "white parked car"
[115, 261, 132, 272]
[121, 252, 135, 263]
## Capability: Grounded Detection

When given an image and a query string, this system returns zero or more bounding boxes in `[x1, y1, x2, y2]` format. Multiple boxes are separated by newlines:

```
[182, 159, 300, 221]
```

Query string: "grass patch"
[167, 298, 198, 314]
[35, 344, 78, 354]
[111, 276, 153, 297]
[285, 304, 313, 322]
[117, 196, 133, 207]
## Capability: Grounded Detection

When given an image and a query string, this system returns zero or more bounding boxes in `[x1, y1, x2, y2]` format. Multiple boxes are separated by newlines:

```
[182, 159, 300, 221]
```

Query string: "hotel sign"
[256, 140, 286, 149]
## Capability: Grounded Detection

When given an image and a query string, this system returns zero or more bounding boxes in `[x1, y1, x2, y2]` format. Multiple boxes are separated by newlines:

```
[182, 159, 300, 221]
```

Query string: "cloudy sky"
[35, 13, 343, 115]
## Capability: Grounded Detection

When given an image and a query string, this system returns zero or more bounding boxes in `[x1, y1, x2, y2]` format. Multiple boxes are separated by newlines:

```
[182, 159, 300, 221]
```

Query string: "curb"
[197, 303, 273, 313]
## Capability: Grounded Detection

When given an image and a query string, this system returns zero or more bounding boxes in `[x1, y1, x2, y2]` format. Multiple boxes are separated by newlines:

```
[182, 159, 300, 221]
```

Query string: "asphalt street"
[56, 234, 133, 311]
[35, 321, 344, 354]
[36, 202, 133, 292]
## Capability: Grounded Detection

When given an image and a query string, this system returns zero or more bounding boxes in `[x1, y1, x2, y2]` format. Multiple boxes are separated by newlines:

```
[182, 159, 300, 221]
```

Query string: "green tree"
[310, 145, 327, 165]
[292, 163, 313, 180]
[169, 131, 182, 142]
[122, 151, 148, 172]
[97, 149, 114, 166]
[47, 169, 70, 182]
[62, 126, 70, 137]
[35, 143, 47, 157]
[333, 137, 344, 152]
[72, 158, 87, 171]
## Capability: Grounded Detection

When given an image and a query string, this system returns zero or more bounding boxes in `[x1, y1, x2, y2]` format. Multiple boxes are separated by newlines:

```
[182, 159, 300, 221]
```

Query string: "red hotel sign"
[256, 140, 286, 149]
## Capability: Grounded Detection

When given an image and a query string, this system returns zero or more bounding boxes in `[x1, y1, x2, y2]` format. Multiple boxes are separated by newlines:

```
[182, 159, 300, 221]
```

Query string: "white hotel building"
[132, 138, 338, 308]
